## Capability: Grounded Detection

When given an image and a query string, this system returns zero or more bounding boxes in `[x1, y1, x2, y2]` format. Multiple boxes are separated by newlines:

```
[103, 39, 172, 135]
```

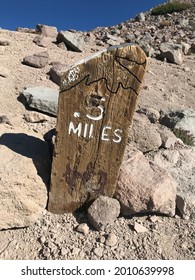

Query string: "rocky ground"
[0, 1, 195, 260]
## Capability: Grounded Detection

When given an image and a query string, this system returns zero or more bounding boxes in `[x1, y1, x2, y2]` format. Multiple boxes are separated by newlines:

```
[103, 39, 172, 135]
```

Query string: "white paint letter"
[83, 123, 88, 138]
[89, 124, 94, 138]
[101, 126, 111, 141]
[68, 122, 82, 137]
[113, 129, 122, 143]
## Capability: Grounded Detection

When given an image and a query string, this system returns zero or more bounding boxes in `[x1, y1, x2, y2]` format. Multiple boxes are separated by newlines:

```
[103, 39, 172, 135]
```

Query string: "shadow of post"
[0, 133, 51, 191]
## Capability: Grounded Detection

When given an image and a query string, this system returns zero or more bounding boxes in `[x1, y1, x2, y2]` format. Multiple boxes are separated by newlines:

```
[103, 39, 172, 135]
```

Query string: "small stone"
[0, 115, 11, 124]
[87, 196, 120, 231]
[148, 216, 159, 223]
[33, 35, 51, 48]
[105, 233, 118, 247]
[94, 247, 104, 257]
[76, 223, 89, 235]
[60, 248, 68, 256]
[39, 236, 46, 244]
[134, 222, 148, 233]
[72, 247, 80, 256]
[0, 67, 10, 78]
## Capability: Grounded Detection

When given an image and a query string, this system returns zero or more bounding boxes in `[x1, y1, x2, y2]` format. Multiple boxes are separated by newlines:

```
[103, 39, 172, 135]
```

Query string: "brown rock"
[115, 147, 177, 216]
[49, 62, 68, 85]
[33, 35, 51, 47]
[22, 51, 49, 68]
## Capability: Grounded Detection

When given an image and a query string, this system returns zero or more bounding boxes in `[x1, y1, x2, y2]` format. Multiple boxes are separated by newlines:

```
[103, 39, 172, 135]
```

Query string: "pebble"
[76, 223, 89, 235]
[94, 247, 104, 257]
[134, 222, 148, 233]
[105, 233, 118, 247]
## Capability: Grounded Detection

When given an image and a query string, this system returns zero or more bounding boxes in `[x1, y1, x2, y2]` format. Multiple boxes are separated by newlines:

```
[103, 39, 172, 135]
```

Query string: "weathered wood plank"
[48, 44, 147, 214]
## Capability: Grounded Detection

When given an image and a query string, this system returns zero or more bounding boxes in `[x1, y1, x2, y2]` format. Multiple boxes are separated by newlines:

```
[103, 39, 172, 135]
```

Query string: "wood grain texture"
[48, 43, 147, 214]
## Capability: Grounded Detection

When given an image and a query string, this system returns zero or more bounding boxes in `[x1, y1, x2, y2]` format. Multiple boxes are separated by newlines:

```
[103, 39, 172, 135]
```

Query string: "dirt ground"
[0, 28, 194, 260]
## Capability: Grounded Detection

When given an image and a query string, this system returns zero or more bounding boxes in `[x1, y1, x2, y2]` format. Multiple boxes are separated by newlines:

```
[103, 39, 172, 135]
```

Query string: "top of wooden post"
[48, 43, 147, 214]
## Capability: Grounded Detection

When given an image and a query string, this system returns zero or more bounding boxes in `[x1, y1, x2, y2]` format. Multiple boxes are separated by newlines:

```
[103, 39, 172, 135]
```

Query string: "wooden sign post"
[48, 44, 147, 214]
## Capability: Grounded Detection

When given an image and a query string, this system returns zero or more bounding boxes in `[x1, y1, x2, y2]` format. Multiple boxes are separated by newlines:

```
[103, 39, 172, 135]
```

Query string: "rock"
[136, 12, 145, 22]
[134, 222, 148, 233]
[22, 86, 59, 116]
[23, 112, 49, 123]
[160, 109, 195, 145]
[181, 42, 191, 55]
[33, 35, 51, 47]
[49, 62, 68, 85]
[36, 24, 58, 37]
[105, 233, 118, 246]
[16, 27, 37, 34]
[22, 51, 49, 68]
[94, 247, 104, 257]
[159, 43, 184, 65]
[57, 42, 67, 50]
[0, 115, 11, 125]
[87, 196, 120, 231]
[0, 127, 50, 230]
[137, 107, 160, 123]
[158, 125, 179, 149]
[102, 33, 124, 46]
[115, 147, 177, 216]
[128, 113, 162, 152]
[57, 31, 85, 52]
[76, 223, 89, 235]
[150, 148, 195, 219]
[0, 38, 11, 46]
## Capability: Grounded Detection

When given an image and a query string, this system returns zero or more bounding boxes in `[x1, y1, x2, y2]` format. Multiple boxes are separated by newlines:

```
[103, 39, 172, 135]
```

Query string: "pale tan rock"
[115, 147, 177, 216]
[0, 127, 50, 230]
[76, 223, 89, 235]
[105, 233, 118, 247]
[134, 222, 148, 233]
[23, 112, 49, 123]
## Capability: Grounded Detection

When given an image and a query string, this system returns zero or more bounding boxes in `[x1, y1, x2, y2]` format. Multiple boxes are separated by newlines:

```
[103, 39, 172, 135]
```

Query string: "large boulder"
[0, 127, 51, 230]
[149, 148, 195, 219]
[115, 146, 177, 216]
[159, 43, 184, 65]
[22, 86, 59, 116]
[57, 30, 85, 52]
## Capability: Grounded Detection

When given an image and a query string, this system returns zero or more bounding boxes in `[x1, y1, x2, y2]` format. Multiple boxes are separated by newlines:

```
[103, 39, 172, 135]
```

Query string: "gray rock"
[115, 146, 177, 217]
[0, 115, 11, 124]
[22, 86, 59, 116]
[159, 43, 184, 65]
[134, 222, 148, 233]
[160, 109, 195, 145]
[0, 127, 50, 230]
[36, 24, 58, 37]
[57, 31, 85, 52]
[22, 51, 49, 68]
[128, 113, 162, 152]
[87, 196, 120, 231]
